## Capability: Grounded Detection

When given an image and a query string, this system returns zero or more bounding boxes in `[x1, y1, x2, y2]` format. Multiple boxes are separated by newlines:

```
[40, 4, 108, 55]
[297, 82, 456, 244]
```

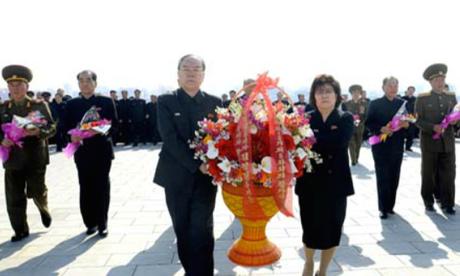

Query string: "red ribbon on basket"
[235, 72, 294, 218]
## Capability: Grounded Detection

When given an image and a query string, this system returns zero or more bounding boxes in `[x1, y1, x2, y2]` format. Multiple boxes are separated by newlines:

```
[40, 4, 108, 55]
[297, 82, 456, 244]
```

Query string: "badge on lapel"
[331, 125, 338, 130]
[174, 112, 181, 116]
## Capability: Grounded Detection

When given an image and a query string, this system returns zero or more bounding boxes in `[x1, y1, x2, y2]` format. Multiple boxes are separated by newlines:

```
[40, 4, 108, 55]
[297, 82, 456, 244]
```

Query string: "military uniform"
[415, 63, 457, 213]
[344, 85, 368, 165]
[0, 65, 56, 241]
[401, 94, 417, 151]
[344, 98, 368, 165]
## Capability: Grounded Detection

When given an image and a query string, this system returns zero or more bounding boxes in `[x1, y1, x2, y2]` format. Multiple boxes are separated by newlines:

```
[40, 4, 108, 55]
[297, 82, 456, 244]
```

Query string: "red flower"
[294, 157, 304, 178]
[207, 159, 222, 180]
[216, 139, 238, 160]
[283, 134, 296, 151]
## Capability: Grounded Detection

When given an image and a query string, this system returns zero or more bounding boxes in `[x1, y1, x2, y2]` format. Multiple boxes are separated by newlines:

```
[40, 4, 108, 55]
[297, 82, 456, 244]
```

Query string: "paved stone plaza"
[1, 141, 460, 275]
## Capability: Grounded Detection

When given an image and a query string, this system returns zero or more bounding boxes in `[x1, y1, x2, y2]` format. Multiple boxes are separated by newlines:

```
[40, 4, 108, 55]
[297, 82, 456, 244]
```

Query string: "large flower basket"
[222, 183, 280, 266]
[191, 72, 319, 267]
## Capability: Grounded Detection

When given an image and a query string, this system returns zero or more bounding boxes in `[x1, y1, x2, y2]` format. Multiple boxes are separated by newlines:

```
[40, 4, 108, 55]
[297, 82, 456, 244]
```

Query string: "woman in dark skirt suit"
[295, 74, 354, 276]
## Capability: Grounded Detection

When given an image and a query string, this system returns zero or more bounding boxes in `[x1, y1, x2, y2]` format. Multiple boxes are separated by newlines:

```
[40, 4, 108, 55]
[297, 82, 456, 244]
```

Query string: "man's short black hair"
[77, 70, 97, 81]
[177, 54, 206, 71]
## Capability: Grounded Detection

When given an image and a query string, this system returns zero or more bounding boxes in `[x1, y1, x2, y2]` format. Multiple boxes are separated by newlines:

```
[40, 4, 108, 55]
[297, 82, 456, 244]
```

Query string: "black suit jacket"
[295, 109, 354, 198]
[154, 89, 222, 194]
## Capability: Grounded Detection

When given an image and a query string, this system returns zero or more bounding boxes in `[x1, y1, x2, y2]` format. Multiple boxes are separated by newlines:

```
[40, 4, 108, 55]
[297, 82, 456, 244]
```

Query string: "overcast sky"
[1, 0, 459, 99]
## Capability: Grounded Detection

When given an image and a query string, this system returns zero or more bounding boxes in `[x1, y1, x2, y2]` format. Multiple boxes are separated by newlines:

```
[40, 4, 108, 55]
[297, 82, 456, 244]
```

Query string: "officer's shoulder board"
[417, 92, 431, 98]
[445, 91, 456, 97]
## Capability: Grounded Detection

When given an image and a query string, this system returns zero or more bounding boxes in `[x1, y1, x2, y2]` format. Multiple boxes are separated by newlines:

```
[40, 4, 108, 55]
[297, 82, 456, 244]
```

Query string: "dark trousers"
[4, 167, 49, 234]
[75, 159, 112, 229]
[349, 127, 364, 164]
[372, 150, 403, 212]
[421, 151, 456, 208]
[132, 121, 145, 145]
[164, 178, 217, 276]
[119, 120, 132, 145]
[404, 124, 417, 150]
[55, 125, 67, 151]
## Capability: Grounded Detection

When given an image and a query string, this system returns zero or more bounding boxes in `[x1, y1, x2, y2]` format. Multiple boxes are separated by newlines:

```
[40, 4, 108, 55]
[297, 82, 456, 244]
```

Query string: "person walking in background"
[130, 89, 146, 146]
[64, 70, 117, 237]
[344, 84, 368, 165]
[154, 55, 222, 276]
[366, 76, 409, 219]
[295, 74, 354, 276]
[50, 92, 67, 152]
[118, 90, 132, 146]
[146, 94, 161, 145]
[402, 86, 417, 151]
[0, 65, 56, 242]
[415, 63, 458, 214]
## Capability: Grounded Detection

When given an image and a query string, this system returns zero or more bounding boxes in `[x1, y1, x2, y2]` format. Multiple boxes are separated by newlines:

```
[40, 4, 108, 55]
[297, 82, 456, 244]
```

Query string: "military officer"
[415, 63, 457, 214]
[344, 84, 368, 165]
[0, 65, 56, 242]
[402, 86, 417, 151]
[130, 89, 147, 146]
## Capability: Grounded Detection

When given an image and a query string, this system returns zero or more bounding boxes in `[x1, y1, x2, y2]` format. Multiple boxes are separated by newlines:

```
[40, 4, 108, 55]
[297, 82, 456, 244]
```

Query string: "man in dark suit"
[402, 86, 417, 151]
[366, 76, 409, 219]
[154, 54, 221, 276]
[64, 70, 117, 237]
[118, 90, 132, 145]
[146, 94, 161, 145]
[0, 65, 56, 242]
[415, 63, 458, 214]
[130, 89, 147, 146]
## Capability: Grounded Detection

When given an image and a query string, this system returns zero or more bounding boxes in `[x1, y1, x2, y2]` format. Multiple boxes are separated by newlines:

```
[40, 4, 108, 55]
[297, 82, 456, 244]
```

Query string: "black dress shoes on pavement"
[11, 231, 30, 242]
[98, 227, 108, 238]
[425, 205, 435, 212]
[443, 207, 456, 215]
[40, 211, 52, 228]
[379, 211, 388, 219]
[86, 226, 98, 235]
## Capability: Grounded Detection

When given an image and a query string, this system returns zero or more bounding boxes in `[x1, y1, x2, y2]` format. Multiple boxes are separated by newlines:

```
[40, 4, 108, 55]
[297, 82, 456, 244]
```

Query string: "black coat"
[64, 95, 118, 161]
[365, 96, 406, 155]
[153, 89, 221, 194]
[295, 109, 354, 198]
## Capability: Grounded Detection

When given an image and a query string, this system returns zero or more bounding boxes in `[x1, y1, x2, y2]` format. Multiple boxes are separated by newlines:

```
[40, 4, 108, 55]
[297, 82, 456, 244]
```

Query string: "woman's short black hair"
[309, 74, 342, 110]
[77, 70, 97, 81]
[177, 54, 206, 71]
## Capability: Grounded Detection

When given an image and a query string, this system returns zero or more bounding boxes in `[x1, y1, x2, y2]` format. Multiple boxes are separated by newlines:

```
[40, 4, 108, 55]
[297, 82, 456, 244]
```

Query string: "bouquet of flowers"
[369, 102, 416, 145]
[63, 106, 111, 157]
[352, 114, 361, 127]
[433, 103, 460, 139]
[0, 111, 48, 162]
[191, 72, 320, 217]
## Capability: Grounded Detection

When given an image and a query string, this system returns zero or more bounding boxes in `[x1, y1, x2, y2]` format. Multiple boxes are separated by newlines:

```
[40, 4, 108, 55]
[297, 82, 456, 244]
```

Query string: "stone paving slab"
[1, 141, 460, 275]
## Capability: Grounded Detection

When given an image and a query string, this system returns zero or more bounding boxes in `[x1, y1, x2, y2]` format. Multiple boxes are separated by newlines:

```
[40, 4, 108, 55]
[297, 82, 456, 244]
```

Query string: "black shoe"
[406, 148, 413, 152]
[98, 227, 108, 238]
[425, 205, 435, 212]
[11, 231, 30, 242]
[443, 207, 456, 215]
[379, 212, 388, 219]
[86, 226, 97, 235]
[388, 210, 395, 215]
[40, 211, 52, 228]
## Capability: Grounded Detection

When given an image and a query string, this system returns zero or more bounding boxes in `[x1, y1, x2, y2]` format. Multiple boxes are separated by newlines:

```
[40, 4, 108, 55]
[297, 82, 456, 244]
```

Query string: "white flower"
[261, 156, 273, 173]
[293, 135, 302, 145]
[206, 143, 219, 159]
[296, 148, 307, 160]
[250, 124, 258, 134]
[298, 126, 314, 137]
[217, 158, 232, 173]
